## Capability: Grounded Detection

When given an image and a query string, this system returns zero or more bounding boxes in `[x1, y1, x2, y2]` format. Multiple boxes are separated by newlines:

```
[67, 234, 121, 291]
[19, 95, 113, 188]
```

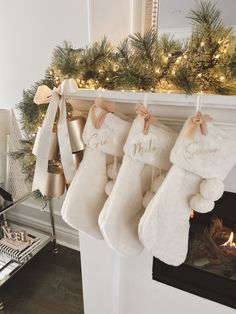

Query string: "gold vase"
[73, 151, 83, 169]
[67, 117, 85, 153]
[41, 169, 65, 198]
[32, 127, 59, 160]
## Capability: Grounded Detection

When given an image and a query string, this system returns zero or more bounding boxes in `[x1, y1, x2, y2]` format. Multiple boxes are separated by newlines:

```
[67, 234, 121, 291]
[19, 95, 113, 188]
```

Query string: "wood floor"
[0, 244, 84, 314]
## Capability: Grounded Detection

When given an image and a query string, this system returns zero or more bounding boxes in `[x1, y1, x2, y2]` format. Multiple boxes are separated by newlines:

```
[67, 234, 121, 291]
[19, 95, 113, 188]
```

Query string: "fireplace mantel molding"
[66, 90, 236, 129]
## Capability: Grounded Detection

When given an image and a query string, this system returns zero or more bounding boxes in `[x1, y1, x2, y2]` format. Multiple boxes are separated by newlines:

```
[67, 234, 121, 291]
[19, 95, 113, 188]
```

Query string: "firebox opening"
[153, 191, 236, 309]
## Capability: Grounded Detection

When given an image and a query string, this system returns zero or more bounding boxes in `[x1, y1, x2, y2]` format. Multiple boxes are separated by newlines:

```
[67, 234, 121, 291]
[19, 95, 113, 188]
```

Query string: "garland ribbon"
[32, 78, 79, 193]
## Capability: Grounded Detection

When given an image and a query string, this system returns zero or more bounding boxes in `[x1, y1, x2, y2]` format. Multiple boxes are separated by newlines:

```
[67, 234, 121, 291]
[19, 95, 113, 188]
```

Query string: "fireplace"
[153, 191, 236, 309]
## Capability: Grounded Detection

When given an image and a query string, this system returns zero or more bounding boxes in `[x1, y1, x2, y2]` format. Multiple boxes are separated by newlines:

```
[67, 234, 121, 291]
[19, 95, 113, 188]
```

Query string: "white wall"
[89, 0, 131, 44]
[0, 0, 90, 109]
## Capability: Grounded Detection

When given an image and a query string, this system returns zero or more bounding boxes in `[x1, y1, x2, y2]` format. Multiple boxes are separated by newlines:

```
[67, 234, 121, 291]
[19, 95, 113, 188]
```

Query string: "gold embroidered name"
[133, 139, 158, 156]
[185, 142, 219, 160]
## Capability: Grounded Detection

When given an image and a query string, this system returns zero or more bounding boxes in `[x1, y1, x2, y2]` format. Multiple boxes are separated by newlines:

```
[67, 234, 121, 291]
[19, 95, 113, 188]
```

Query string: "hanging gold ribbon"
[91, 98, 116, 129]
[185, 111, 213, 139]
[32, 78, 79, 193]
[135, 104, 156, 135]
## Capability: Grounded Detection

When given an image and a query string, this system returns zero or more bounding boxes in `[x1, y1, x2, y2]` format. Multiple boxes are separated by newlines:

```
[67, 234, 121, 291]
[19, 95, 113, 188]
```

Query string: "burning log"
[186, 216, 236, 279]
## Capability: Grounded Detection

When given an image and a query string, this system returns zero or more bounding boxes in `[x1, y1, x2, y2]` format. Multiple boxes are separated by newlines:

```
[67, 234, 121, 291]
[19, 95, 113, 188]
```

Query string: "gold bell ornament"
[32, 127, 59, 160]
[40, 167, 65, 198]
[72, 151, 83, 169]
[67, 116, 86, 153]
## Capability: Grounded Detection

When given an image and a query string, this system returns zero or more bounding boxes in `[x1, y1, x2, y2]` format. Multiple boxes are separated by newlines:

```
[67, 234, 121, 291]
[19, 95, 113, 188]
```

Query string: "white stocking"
[139, 115, 236, 266]
[61, 104, 131, 239]
[99, 116, 177, 256]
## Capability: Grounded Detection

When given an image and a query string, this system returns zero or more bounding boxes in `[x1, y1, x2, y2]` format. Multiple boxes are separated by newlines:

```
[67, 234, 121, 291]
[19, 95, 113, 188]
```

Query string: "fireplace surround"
[153, 191, 236, 309]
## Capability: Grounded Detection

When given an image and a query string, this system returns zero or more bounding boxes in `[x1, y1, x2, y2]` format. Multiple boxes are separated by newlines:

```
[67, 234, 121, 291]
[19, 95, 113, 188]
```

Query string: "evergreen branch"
[129, 29, 157, 65]
[51, 41, 82, 78]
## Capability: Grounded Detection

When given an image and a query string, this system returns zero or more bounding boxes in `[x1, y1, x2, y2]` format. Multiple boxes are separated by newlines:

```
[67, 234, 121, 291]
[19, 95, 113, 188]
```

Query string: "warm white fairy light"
[163, 56, 168, 63]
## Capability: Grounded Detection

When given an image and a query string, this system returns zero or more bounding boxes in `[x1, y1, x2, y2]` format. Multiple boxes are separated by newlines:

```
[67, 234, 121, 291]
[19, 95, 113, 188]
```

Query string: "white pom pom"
[105, 180, 114, 196]
[200, 178, 224, 201]
[190, 193, 215, 213]
[151, 173, 166, 193]
[142, 190, 155, 208]
[107, 163, 121, 180]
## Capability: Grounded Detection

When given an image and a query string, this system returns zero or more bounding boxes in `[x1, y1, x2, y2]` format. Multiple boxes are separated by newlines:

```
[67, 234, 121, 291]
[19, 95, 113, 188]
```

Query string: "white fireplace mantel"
[67, 89, 236, 314]
[66, 90, 236, 128]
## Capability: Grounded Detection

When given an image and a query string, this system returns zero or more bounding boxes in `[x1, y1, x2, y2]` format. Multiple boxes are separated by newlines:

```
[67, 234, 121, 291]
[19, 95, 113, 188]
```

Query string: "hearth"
[153, 191, 236, 309]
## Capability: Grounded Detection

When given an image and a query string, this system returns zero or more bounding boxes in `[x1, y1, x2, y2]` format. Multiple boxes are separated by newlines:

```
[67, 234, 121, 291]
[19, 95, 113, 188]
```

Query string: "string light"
[163, 56, 168, 63]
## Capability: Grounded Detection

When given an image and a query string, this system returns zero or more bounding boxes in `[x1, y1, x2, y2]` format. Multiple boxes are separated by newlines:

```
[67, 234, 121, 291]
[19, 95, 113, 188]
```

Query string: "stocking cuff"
[83, 106, 131, 157]
[170, 116, 236, 179]
[124, 117, 177, 170]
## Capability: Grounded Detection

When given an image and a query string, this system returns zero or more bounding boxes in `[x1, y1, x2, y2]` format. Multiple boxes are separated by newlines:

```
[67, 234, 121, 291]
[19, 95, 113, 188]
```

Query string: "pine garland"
[14, 1, 236, 193]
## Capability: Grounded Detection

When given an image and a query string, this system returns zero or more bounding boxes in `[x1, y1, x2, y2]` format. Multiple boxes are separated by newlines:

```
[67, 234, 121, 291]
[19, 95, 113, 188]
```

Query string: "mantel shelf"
[66, 89, 236, 109]
[66, 90, 236, 127]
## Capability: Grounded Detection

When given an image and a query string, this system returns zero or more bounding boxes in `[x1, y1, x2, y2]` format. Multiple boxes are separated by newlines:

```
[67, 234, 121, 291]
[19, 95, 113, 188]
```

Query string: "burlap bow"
[136, 105, 156, 135]
[91, 98, 117, 129]
[32, 78, 79, 193]
[185, 111, 213, 139]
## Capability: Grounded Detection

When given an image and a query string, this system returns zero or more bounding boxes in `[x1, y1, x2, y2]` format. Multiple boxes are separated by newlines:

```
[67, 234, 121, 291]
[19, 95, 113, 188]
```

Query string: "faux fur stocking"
[139, 113, 236, 266]
[99, 110, 177, 256]
[61, 103, 131, 239]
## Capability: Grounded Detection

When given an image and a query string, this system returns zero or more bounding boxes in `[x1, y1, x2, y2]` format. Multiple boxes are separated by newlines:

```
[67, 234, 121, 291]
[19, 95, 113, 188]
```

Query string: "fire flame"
[222, 232, 236, 247]
[190, 209, 195, 219]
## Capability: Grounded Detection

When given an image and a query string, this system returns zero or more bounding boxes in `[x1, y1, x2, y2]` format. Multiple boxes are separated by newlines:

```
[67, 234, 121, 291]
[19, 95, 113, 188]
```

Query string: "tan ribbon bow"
[185, 111, 213, 139]
[136, 104, 156, 135]
[32, 78, 79, 193]
[91, 98, 117, 129]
